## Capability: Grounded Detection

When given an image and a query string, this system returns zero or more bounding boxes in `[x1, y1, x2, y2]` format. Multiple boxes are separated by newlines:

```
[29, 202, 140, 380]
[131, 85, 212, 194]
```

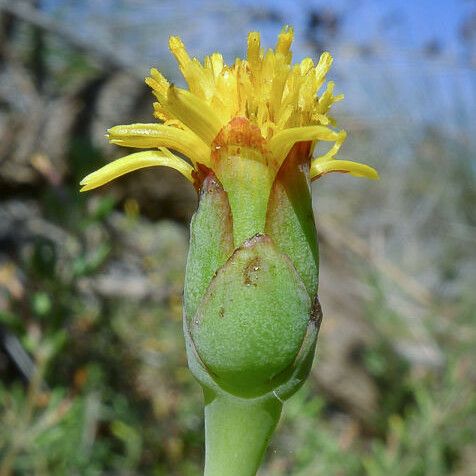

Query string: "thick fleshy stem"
[203, 389, 282, 476]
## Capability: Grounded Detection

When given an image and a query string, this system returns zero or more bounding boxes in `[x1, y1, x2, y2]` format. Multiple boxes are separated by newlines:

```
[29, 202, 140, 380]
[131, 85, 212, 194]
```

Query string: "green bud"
[184, 138, 322, 401]
[191, 233, 310, 398]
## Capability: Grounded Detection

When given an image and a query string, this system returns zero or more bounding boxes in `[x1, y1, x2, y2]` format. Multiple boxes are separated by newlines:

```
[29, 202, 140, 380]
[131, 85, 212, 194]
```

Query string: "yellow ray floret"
[311, 158, 379, 180]
[269, 126, 346, 168]
[107, 123, 209, 165]
[80, 26, 377, 192]
[80, 149, 193, 192]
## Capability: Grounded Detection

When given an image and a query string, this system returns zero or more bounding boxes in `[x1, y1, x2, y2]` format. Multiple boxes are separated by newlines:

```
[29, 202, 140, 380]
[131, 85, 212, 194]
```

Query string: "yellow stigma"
[80, 27, 378, 192]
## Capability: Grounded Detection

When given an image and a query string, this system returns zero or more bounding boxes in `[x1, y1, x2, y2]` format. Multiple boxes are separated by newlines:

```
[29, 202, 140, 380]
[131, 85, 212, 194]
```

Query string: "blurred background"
[0, 0, 475, 474]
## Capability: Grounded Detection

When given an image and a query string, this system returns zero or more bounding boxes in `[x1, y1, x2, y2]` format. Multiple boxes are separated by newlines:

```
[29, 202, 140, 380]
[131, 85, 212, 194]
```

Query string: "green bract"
[184, 142, 322, 403]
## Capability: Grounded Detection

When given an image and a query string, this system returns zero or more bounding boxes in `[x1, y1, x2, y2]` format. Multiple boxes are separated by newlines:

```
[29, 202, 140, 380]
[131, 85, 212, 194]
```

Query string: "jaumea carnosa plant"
[81, 26, 378, 476]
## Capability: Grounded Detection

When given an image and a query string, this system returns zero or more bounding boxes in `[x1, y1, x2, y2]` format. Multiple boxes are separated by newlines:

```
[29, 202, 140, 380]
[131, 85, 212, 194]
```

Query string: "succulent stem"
[203, 389, 282, 476]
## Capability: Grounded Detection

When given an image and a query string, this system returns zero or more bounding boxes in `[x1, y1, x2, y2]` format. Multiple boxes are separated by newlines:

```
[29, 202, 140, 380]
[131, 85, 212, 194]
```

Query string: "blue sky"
[41, 0, 475, 131]
[42, 0, 472, 56]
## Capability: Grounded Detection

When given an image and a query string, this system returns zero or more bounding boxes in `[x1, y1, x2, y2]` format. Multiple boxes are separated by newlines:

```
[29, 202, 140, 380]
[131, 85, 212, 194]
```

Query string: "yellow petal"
[146, 68, 170, 99]
[206, 52, 224, 79]
[166, 86, 222, 144]
[275, 25, 293, 61]
[313, 130, 346, 162]
[80, 149, 194, 192]
[315, 52, 333, 90]
[107, 123, 210, 165]
[247, 31, 262, 77]
[169, 36, 192, 70]
[169, 36, 215, 101]
[310, 158, 379, 181]
[269, 125, 343, 166]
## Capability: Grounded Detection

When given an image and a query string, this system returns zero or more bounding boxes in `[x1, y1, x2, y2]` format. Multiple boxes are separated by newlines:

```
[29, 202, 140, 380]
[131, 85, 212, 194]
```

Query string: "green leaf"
[32, 292, 52, 317]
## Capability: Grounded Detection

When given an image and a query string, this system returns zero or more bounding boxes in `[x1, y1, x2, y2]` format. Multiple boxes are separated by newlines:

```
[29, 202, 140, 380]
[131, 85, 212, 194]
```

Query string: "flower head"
[80, 26, 377, 194]
[79, 28, 379, 402]
[79, 30, 379, 470]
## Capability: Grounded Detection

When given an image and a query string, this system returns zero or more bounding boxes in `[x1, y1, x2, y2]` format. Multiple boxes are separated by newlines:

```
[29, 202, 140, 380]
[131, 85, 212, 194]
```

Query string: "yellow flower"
[80, 26, 378, 192]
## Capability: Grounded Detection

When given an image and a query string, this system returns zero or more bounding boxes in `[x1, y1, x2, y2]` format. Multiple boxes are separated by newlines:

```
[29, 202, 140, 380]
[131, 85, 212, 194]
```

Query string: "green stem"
[203, 390, 282, 476]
